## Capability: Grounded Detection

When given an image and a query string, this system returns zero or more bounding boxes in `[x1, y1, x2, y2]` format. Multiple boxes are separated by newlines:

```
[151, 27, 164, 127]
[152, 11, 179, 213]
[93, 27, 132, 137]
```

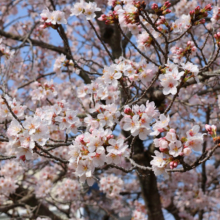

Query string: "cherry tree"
[0, 0, 220, 219]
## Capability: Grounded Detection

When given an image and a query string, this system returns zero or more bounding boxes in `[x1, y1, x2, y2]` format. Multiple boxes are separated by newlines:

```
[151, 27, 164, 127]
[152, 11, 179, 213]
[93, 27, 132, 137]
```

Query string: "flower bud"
[107, 134, 114, 140]
[98, 14, 107, 21]
[124, 106, 132, 115]
[205, 124, 212, 132]
[41, 16, 48, 21]
[199, 19, 206, 24]
[164, 1, 171, 7]
[159, 147, 167, 152]
[195, 6, 200, 12]
[20, 155, 26, 162]
[151, 3, 158, 10]
[204, 4, 212, 11]
[190, 10, 195, 16]
[173, 161, 178, 167]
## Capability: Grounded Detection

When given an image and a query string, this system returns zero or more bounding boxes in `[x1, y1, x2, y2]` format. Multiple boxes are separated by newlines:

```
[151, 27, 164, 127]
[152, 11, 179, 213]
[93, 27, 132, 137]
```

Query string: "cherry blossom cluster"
[116, 1, 146, 29]
[38, 165, 58, 181]
[30, 80, 57, 101]
[122, 101, 159, 140]
[214, 32, 220, 46]
[171, 41, 197, 63]
[99, 1, 214, 41]
[0, 160, 23, 179]
[136, 30, 154, 49]
[7, 117, 48, 160]
[159, 60, 199, 95]
[70, 1, 101, 20]
[174, 0, 197, 17]
[189, 4, 212, 25]
[0, 95, 26, 122]
[99, 1, 155, 35]
[171, 169, 219, 218]
[6, 99, 82, 161]
[40, 8, 67, 28]
[131, 201, 147, 220]
[2, 0, 220, 219]
[172, 14, 191, 33]
[158, 167, 220, 219]
[0, 160, 23, 198]
[211, 6, 220, 25]
[69, 129, 129, 185]
[53, 178, 80, 202]
[0, 177, 18, 196]
[85, 104, 120, 129]
[151, 1, 172, 15]
[99, 174, 123, 199]
[34, 166, 57, 198]
[151, 125, 204, 176]
[205, 124, 217, 138]
[36, 179, 53, 198]
[0, 38, 15, 61]
[99, 0, 146, 35]
[78, 57, 158, 101]
[53, 54, 79, 75]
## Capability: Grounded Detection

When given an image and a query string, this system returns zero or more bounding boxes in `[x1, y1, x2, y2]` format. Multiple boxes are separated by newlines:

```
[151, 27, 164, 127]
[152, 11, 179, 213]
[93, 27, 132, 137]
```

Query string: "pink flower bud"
[173, 161, 178, 167]
[195, 6, 200, 11]
[98, 14, 107, 21]
[41, 17, 48, 21]
[205, 124, 212, 132]
[199, 19, 206, 24]
[165, 9, 171, 14]
[107, 134, 114, 139]
[124, 107, 132, 114]
[40, 24, 47, 29]
[159, 147, 166, 152]
[151, 3, 158, 10]
[164, 1, 171, 7]
[192, 46, 196, 52]
[190, 10, 195, 16]
[45, 22, 52, 26]
[79, 135, 84, 143]
[205, 4, 212, 11]
[20, 155, 26, 161]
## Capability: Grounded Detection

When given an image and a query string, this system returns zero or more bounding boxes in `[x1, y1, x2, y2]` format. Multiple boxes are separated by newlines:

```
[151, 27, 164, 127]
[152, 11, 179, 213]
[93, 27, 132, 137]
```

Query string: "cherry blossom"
[0, 0, 220, 219]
